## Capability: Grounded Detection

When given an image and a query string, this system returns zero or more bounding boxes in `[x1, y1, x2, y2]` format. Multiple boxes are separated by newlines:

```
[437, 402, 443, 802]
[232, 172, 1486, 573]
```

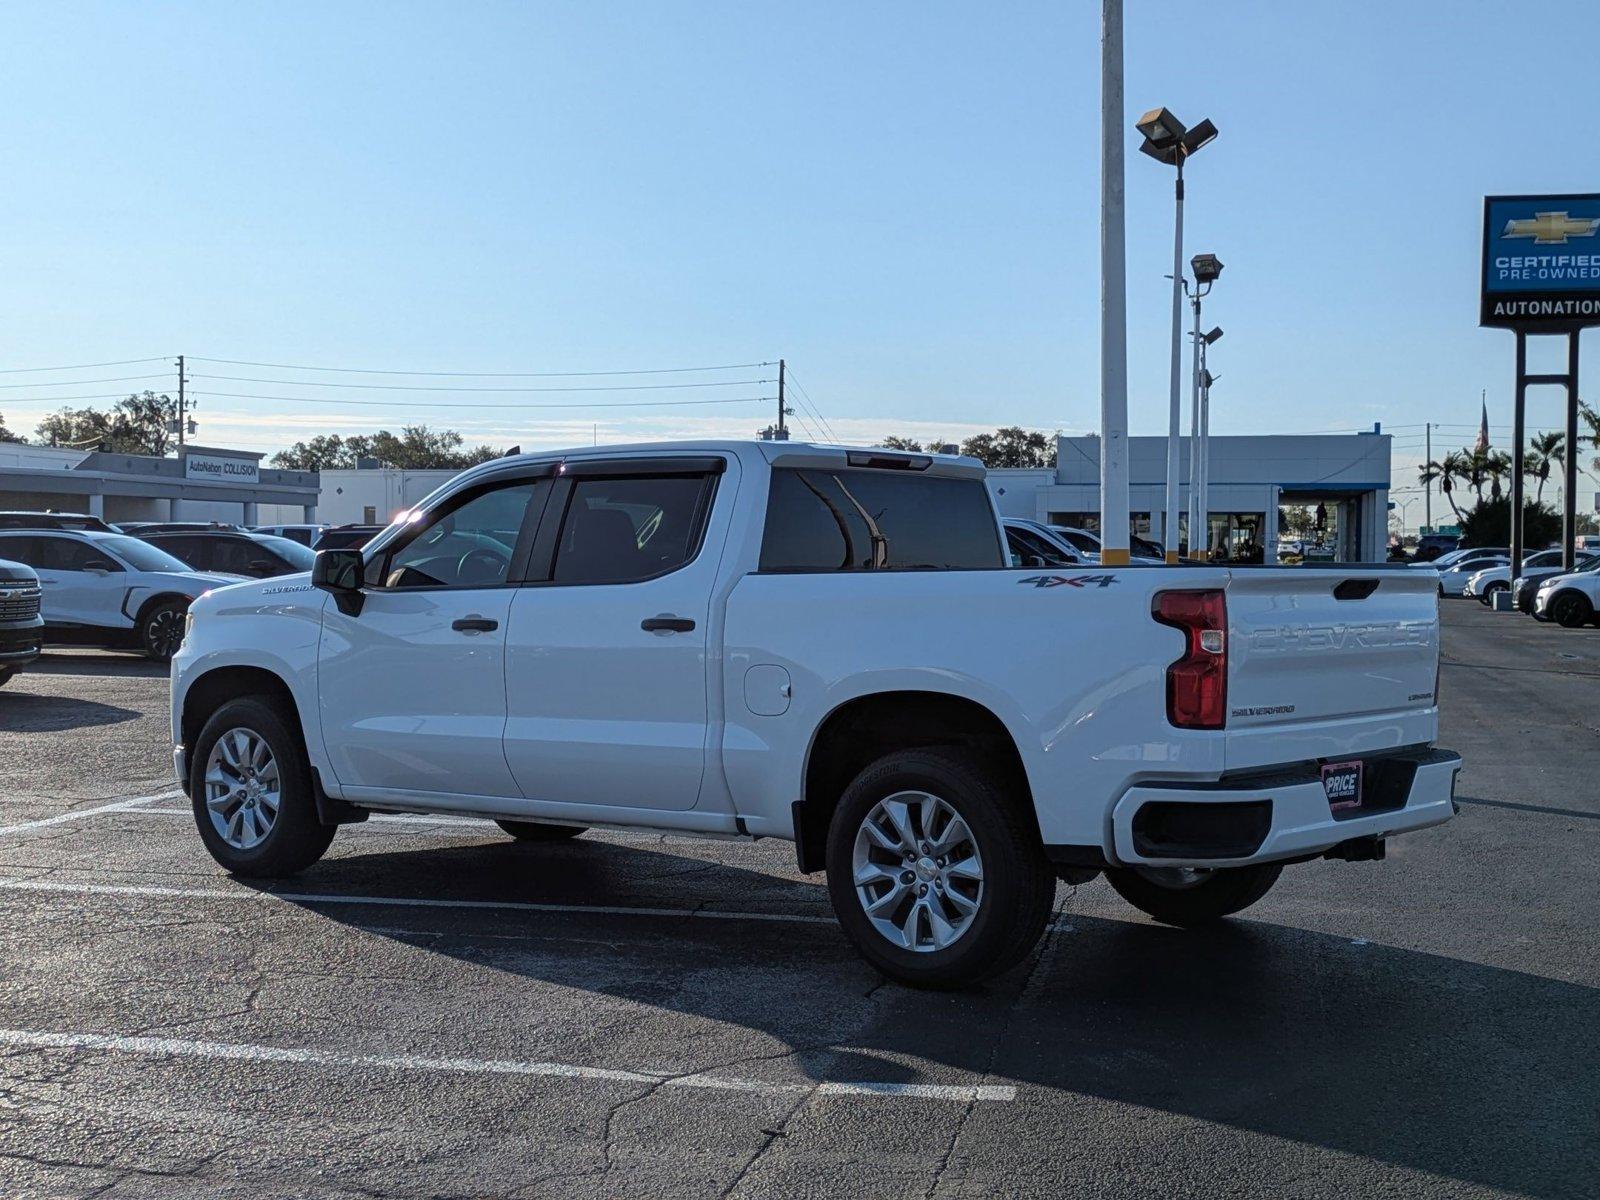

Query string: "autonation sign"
[1481, 193, 1600, 328]
[184, 451, 259, 484]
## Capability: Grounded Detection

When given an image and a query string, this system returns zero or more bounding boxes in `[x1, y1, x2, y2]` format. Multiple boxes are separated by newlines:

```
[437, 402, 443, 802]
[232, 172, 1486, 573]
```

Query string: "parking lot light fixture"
[1139, 106, 1218, 563]
[1191, 253, 1224, 285]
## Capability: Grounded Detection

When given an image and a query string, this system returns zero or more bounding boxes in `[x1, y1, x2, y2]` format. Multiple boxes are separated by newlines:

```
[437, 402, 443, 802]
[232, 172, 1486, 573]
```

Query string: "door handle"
[452, 616, 499, 633]
[641, 615, 695, 633]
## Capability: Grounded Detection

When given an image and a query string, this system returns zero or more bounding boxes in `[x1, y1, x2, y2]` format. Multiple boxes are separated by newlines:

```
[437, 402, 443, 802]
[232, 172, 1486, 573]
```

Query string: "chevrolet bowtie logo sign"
[1501, 211, 1600, 244]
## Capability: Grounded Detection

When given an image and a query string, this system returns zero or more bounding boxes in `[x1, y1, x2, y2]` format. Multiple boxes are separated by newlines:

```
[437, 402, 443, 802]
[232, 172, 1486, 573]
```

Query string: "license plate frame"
[1322, 760, 1365, 812]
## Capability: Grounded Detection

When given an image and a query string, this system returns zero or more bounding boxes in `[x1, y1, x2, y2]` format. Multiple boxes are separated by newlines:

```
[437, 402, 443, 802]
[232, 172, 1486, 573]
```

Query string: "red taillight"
[1153, 589, 1227, 730]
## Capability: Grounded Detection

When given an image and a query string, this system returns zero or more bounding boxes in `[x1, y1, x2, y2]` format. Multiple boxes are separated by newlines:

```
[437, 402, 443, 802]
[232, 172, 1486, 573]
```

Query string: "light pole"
[1137, 107, 1217, 563]
[1184, 255, 1223, 558]
[1099, 0, 1131, 566]
[1197, 342, 1220, 557]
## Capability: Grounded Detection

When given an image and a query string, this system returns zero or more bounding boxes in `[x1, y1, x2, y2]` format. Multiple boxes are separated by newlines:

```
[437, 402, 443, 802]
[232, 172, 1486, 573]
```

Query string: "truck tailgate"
[1223, 567, 1439, 770]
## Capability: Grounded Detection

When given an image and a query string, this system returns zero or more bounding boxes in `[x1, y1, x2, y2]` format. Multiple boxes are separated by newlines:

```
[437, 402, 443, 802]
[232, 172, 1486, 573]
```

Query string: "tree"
[958, 427, 1057, 469]
[270, 425, 498, 471]
[877, 436, 927, 452]
[1278, 504, 1314, 539]
[1524, 430, 1565, 505]
[0, 412, 23, 444]
[35, 391, 177, 455]
[1458, 496, 1561, 549]
[1418, 454, 1466, 523]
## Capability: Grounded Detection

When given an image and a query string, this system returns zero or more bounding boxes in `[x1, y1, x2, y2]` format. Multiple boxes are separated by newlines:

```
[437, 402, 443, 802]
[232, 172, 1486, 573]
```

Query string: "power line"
[780, 367, 840, 442]
[0, 393, 152, 403]
[189, 374, 772, 394]
[0, 357, 169, 374]
[187, 356, 774, 378]
[0, 374, 171, 389]
[189, 390, 776, 411]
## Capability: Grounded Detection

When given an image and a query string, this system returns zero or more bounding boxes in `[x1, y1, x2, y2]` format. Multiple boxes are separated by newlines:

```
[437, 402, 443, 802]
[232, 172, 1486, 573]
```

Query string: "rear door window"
[760, 468, 1004, 572]
[148, 536, 207, 570]
[551, 474, 716, 585]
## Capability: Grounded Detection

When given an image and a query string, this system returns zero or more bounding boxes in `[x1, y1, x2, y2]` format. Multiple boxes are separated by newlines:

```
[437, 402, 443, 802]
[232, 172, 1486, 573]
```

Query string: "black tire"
[190, 696, 334, 877]
[1550, 591, 1593, 629]
[495, 819, 587, 841]
[0, 668, 13, 688]
[824, 748, 1054, 989]
[1479, 582, 1507, 606]
[1104, 863, 1282, 927]
[139, 598, 188, 662]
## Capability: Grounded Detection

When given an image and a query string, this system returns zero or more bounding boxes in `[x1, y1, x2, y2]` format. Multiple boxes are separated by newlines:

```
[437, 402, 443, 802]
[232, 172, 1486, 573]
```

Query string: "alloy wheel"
[852, 790, 983, 952]
[203, 727, 281, 850]
[144, 608, 185, 658]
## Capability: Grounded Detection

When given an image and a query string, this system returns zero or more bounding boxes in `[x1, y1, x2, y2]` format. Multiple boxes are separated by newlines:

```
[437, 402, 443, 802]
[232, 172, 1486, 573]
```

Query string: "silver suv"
[0, 528, 243, 661]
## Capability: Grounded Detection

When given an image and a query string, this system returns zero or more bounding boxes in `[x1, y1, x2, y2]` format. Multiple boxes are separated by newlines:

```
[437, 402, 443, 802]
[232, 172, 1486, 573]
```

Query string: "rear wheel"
[495, 819, 587, 841]
[1550, 591, 1593, 629]
[1480, 581, 1508, 606]
[139, 598, 187, 661]
[1104, 863, 1282, 927]
[825, 749, 1054, 989]
[190, 697, 334, 877]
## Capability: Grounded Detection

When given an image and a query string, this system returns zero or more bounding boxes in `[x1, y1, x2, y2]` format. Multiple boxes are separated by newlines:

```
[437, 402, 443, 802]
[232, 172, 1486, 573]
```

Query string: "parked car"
[250, 523, 327, 547]
[1412, 533, 1462, 562]
[132, 529, 315, 579]
[1003, 519, 1085, 567]
[0, 558, 43, 687]
[0, 527, 244, 660]
[0, 511, 114, 532]
[1466, 550, 1597, 605]
[172, 441, 1459, 988]
[1534, 566, 1600, 627]
[1436, 552, 1509, 597]
[312, 524, 384, 550]
[1514, 554, 1600, 613]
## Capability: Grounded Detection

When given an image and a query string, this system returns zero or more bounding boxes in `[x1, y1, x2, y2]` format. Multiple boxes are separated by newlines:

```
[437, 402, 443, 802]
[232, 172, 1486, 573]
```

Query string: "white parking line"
[0, 877, 837, 926]
[0, 1027, 1014, 1103]
[0, 790, 182, 839]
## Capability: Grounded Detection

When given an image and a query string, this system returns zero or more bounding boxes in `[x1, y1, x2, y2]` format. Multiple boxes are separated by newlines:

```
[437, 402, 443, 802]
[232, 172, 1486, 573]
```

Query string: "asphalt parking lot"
[0, 601, 1595, 1199]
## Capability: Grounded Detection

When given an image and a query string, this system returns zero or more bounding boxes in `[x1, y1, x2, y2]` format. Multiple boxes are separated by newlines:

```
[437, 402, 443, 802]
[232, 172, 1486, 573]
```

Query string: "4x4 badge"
[1018, 574, 1117, 589]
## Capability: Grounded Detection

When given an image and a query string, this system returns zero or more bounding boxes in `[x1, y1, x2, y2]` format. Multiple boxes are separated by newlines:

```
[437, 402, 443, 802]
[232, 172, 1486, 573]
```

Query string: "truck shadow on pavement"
[263, 837, 1598, 1199]
[0, 691, 143, 732]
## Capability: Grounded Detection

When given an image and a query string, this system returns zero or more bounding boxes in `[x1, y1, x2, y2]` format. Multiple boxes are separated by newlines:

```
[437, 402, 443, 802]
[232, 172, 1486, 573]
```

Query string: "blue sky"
[0, 1, 1594, 484]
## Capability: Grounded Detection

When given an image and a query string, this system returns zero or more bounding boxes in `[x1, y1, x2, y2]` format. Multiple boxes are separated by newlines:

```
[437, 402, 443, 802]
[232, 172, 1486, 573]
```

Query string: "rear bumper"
[1108, 747, 1461, 868]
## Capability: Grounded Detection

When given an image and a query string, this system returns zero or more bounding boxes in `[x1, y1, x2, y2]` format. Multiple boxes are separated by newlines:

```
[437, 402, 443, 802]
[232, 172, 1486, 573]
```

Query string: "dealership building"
[0, 442, 318, 526]
[987, 430, 1392, 562]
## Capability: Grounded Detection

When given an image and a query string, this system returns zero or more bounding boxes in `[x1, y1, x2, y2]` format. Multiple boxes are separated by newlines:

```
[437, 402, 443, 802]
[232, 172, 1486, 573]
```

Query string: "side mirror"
[313, 548, 365, 615]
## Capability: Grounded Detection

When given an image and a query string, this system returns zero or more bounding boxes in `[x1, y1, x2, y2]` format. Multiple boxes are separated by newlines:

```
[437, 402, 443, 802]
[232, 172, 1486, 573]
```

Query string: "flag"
[1476, 397, 1490, 453]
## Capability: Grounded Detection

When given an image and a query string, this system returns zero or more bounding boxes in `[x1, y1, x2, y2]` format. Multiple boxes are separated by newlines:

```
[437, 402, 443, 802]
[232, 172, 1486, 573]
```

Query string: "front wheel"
[1104, 863, 1282, 927]
[190, 697, 334, 877]
[139, 599, 187, 661]
[1550, 592, 1594, 628]
[825, 749, 1054, 989]
[495, 819, 587, 841]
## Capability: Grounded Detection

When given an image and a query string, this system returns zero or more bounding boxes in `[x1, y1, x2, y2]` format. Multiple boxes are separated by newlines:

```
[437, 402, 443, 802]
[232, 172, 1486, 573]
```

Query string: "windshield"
[252, 534, 315, 570]
[95, 534, 193, 573]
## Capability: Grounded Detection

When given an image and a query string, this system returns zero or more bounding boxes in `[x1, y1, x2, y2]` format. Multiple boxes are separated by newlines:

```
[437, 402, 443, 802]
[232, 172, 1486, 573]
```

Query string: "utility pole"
[1098, 0, 1131, 566]
[176, 354, 188, 448]
[1424, 422, 1432, 531]
[777, 359, 788, 441]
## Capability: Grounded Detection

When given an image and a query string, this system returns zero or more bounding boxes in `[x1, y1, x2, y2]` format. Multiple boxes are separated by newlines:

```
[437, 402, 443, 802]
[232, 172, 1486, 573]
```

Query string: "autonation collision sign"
[184, 451, 259, 483]
[1481, 193, 1600, 328]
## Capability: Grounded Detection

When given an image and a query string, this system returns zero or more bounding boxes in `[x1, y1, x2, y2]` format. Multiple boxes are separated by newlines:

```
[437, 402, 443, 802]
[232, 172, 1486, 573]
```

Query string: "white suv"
[1534, 567, 1600, 628]
[0, 528, 244, 660]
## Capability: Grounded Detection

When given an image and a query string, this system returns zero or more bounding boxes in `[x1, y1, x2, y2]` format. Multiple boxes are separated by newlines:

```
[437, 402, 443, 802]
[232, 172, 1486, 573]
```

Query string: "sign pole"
[1510, 333, 1526, 587]
[1564, 330, 1580, 572]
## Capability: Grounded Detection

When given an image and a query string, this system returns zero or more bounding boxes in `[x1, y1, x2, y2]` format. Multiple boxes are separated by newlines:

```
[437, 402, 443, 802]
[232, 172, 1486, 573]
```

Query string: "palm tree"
[1482, 449, 1512, 500]
[1418, 454, 1466, 522]
[1525, 431, 1565, 505]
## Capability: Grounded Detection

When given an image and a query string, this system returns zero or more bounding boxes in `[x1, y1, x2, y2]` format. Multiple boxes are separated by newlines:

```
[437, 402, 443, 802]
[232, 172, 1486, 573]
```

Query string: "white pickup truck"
[172, 441, 1460, 987]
